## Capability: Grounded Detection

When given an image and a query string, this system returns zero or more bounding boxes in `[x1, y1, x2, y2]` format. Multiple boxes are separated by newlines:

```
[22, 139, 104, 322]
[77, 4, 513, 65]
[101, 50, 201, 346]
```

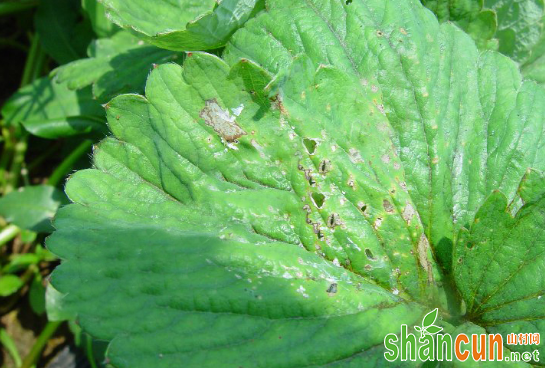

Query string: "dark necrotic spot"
[327, 213, 339, 228]
[365, 248, 376, 261]
[326, 283, 338, 294]
[319, 159, 332, 174]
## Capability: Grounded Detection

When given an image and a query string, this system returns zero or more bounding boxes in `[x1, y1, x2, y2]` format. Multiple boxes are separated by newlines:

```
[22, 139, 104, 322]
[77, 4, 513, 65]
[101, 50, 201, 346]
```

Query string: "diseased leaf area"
[29, 0, 545, 366]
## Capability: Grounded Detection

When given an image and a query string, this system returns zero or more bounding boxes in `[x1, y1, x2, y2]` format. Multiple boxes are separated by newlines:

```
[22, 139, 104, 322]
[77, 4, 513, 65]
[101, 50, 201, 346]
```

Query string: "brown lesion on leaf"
[417, 233, 434, 283]
[383, 199, 394, 213]
[199, 99, 246, 142]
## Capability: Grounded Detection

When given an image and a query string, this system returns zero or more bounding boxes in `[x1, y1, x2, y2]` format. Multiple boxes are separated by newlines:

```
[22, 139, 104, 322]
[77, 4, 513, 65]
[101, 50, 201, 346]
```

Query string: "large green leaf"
[53, 31, 182, 103]
[1, 76, 106, 139]
[100, 0, 264, 51]
[49, 51, 433, 367]
[48, 0, 545, 366]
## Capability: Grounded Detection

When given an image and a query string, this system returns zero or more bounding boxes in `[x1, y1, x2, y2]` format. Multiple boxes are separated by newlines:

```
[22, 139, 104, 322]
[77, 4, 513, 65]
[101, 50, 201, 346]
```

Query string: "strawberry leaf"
[48, 0, 545, 366]
[100, 0, 265, 51]
[53, 31, 183, 103]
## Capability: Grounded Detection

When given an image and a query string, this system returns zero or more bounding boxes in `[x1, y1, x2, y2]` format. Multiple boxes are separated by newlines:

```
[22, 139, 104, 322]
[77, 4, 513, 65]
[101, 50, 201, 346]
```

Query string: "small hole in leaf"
[311, 192, 325, 208]
[365, 248, 376, 260]
[359, 202, 367, 213]
[303, 138, 317, 154]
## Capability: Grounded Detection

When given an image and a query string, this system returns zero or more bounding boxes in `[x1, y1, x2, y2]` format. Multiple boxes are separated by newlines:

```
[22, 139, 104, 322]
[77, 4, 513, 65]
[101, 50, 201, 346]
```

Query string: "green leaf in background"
[35, 0, 94, 64]
[0, 275, 24, 297]
[48, 0, 545, 366]
[101, 0, 264, 51]
[486, 0, 545, 62]
[82, 0, 118, 38]
[0, 185, 68, 233]
[454, 169, 545, 359]
[422, 0, 545, 84]
[53, 31, 183, 103]
[1, 76, 106, 139]
[421, 0, 499, 50]
[2, 253, 40, 273]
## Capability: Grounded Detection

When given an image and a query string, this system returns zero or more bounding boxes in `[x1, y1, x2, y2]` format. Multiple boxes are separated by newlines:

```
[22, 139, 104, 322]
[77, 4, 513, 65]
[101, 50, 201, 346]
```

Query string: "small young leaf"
[0, 275, 24, 297]
[2, 253, 40, 273]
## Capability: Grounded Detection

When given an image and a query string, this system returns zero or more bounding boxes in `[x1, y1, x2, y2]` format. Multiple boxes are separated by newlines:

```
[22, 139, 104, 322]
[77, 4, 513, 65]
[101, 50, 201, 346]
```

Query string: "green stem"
[48, 140, 93, 187]
[0, 1, 39, 17]
[4, 33, 47, 193]
[4, 137, 28, 194]
[85, 335, 99, 368]
[0, 225, 20, 247]
[0, 127, 14, 191]
[0, 328, 22, 367]
[19, 321, 62, 368]
[20, 34, 41, 88]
